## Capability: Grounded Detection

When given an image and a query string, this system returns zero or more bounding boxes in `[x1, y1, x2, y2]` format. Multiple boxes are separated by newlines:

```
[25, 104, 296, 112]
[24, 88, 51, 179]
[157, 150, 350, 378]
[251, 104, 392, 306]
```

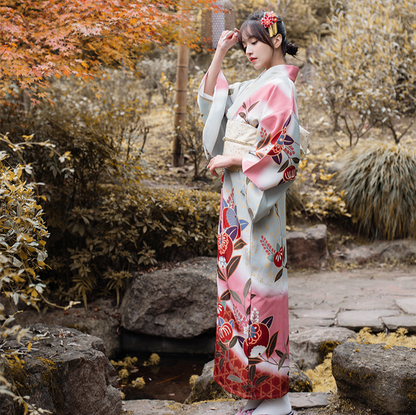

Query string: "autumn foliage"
[0, 0, 215, 100]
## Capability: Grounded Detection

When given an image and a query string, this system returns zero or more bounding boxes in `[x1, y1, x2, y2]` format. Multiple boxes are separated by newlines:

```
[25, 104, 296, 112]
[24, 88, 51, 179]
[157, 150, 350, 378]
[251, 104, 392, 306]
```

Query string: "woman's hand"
[207, 155, 243, 177]
[217, 29, 239, 53]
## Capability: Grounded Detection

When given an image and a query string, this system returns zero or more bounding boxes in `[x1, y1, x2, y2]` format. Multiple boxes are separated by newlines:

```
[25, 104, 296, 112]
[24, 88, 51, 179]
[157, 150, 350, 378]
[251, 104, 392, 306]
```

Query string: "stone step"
[121, 393, 330, 414]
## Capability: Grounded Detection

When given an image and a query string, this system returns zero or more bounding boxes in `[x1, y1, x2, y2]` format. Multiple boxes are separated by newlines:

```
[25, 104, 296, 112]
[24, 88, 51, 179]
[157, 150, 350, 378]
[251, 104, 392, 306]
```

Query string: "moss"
[402, 377, 416, 408]
[319, 340, 341, 362]
[66, 324, 90, 334]
[4, 357, 28, 394]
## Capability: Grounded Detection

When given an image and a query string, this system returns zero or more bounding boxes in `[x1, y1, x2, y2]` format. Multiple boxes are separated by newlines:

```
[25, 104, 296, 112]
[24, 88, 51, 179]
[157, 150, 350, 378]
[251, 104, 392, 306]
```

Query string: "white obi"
[222, 120, 259, 171]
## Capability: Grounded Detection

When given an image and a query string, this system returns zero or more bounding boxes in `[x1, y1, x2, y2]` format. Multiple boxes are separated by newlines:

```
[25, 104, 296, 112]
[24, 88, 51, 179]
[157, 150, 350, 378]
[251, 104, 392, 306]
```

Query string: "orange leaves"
[0, 0, 216, 96]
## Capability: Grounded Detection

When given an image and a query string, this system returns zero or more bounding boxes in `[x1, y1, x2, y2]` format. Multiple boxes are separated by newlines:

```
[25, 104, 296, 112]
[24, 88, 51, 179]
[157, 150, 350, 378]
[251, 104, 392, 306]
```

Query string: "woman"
[198, 11, 302, 415]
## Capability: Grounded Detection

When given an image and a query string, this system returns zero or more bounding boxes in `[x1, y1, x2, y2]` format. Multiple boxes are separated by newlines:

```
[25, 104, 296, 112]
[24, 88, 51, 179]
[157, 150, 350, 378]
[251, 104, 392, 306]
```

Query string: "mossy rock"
[1, 323, 121, 415]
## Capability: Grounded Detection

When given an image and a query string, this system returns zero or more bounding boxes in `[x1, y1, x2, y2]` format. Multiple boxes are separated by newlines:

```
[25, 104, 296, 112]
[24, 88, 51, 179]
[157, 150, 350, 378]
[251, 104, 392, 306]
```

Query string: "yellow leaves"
[319, 170, 337, 181]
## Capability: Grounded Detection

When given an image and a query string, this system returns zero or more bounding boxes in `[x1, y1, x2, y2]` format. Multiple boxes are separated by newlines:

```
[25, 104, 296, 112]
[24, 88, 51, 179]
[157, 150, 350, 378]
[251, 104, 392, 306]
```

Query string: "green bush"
[336, 142, 416, 239]
[46, 184, 220, 306]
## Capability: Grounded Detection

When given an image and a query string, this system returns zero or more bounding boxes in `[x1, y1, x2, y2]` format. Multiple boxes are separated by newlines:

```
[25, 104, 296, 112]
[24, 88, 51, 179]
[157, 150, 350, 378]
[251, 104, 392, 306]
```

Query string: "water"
[122, 353, 211, 403]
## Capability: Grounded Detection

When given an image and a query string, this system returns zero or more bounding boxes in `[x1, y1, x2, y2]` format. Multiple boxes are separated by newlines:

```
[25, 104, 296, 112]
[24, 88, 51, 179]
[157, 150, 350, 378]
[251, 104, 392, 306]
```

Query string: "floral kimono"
[198, 65, 301, 400]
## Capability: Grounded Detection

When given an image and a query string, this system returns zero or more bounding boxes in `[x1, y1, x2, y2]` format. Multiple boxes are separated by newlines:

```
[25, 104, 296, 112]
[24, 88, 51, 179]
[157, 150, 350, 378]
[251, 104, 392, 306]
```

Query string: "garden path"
[123, 264, 416, 414]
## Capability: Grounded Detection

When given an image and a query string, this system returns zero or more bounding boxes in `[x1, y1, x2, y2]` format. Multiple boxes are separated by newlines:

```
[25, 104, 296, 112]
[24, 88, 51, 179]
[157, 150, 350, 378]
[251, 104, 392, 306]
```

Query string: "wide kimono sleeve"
[198, 70, 246, 159]
[242, 86, 301, 223]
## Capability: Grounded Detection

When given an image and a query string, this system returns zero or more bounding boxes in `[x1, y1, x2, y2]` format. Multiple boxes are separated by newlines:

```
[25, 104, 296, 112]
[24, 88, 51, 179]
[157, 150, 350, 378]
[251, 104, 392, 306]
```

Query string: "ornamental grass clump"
[336, 142, 416, 240]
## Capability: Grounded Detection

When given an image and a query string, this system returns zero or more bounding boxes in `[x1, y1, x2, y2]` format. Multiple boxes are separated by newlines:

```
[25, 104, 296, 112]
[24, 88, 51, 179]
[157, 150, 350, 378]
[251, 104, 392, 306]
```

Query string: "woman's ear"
[273, 34, 283, 50]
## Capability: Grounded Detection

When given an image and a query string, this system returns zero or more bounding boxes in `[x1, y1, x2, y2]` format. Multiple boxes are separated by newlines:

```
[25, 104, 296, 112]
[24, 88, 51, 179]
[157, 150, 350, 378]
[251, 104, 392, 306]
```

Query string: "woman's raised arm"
[204, 30, 239, 97]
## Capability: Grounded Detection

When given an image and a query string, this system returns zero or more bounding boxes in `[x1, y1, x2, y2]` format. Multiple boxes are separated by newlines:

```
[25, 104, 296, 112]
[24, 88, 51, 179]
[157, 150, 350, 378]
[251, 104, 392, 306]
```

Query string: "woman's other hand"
[207, 155, 243, 177]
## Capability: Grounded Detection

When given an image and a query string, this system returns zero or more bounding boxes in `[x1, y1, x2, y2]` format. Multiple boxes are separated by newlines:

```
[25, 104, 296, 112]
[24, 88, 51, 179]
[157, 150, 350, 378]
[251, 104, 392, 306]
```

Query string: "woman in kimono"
[198, 11, 302, 415]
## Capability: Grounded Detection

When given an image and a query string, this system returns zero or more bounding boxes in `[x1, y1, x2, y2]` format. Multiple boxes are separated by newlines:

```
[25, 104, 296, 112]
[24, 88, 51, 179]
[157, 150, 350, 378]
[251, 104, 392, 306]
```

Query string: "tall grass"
[336, 142, 416, 240]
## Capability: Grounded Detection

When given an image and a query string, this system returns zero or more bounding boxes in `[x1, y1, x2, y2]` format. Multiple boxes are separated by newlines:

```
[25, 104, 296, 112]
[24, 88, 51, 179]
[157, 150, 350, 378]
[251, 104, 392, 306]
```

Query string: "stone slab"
[121, 399, 242, 415]
[289, 392, 330, 409]
[382, 315, 416, 333]
[291, 309, 337, 319]
[396, 297, 416, 314]
[122, 400, 179, 414]
[338, 297, 396, 310]
[337, 309, 400, 331]
[289, 317, 334, 328]
[122, 394, 330, 415]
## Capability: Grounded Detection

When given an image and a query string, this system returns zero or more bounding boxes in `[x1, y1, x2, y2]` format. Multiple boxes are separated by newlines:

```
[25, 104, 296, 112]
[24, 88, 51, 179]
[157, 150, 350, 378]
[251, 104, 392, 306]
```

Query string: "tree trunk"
[172, 43, 189, 167]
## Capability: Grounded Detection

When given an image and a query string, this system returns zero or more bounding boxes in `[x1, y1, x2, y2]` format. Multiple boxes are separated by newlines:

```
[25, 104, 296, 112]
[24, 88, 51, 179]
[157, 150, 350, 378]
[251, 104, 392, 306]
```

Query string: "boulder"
[120, 257, 217, 338]
[287, 225, 328, 269]
[289, 361, 313, 393]
[185, 360, 312, 403]
[1, 323, 121, 415]
[343, 246, 380, 264]
[290, 327, 356, 370]
[375, 239, 416, 262]
[2, 298, 120, 358]
[185, 360, 237, 404]
[332, 341, 416, 414]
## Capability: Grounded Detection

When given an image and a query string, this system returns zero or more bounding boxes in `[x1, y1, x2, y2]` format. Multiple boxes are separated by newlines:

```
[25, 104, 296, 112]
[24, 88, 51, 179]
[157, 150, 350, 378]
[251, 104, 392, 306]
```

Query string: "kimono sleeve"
[243, 104, 301, 223]
[198, 70, 243, 159]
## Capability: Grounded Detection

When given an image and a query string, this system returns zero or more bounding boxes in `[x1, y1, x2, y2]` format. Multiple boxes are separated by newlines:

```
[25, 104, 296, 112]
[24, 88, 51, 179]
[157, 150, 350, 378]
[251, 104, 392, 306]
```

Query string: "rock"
[122, 393, 330, 415]
[287, 225, 328, 269]
[120, 257, 217, 338]
[3, 298, 121, 358]
[186, 360, 312, 404]
[289, 327, 356, 370]
[382, 315, 416, 334]
[185, 360, 237, 404]
[343, 246, 380, 264]
[290, 392, 330, 409]
[289, 362, 313, 393]
[332, 341, 416, 414]
[122, 399, 243, 415]
[375, 239, 416, 261]
[2, 323, 121, 415]
[396, 298, 416, 314]
[337, 309, 400, 332]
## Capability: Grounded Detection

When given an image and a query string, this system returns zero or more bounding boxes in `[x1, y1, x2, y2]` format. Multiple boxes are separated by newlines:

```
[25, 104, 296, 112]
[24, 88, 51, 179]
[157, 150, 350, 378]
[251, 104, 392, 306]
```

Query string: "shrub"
[313, 0, 416, 145]
[0, 70, 151, 306]
[336, 142, 416, 239]
[45, 184, 220, 306]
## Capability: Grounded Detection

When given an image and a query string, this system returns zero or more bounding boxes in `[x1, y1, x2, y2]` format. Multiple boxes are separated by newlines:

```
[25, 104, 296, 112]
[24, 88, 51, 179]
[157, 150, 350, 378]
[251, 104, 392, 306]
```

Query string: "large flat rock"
[396, 297, 416, 314]
[337, 309, 400, 331]
[332, 341, 416, 414]
[382, 315, 416, 333]
[7, 298, 120, 358]
[120, 257, 217, 338]
[122, 393, 330, 414]
[1, 324, 121, 415]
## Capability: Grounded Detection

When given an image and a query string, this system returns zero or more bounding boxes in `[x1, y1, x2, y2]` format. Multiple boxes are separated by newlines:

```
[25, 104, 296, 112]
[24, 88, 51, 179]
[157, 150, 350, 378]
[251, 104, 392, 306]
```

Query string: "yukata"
[198, 65, 301, 400]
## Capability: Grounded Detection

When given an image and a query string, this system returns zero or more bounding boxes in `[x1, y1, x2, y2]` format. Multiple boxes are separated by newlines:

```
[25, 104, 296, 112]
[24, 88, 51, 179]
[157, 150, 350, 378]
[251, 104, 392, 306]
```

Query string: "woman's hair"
[237, 11, 298, 57]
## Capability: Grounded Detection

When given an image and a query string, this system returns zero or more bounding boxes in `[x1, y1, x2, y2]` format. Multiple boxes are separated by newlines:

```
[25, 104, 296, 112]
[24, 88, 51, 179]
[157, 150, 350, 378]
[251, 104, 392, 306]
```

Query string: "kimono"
[198, 65, 301, 400]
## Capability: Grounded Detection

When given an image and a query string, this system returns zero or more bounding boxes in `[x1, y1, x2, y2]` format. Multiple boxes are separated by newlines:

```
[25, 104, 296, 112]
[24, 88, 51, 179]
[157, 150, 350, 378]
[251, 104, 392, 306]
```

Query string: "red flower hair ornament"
[261, 11, 279, 37]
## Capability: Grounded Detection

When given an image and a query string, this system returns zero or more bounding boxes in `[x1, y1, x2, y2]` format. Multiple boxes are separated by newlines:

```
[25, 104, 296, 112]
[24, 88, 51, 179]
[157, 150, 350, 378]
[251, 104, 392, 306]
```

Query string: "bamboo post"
[172, 42, 189, 167]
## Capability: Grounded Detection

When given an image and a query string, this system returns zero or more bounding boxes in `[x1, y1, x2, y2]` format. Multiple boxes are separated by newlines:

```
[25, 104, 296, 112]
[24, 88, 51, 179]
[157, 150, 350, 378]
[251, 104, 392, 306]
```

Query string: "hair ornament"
[261, 11, 279, 37]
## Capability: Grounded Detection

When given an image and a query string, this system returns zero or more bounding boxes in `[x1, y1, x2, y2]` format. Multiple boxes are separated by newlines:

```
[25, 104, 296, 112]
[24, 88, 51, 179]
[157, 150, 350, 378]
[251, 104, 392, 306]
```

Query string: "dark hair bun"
[285, 41, 298, 57]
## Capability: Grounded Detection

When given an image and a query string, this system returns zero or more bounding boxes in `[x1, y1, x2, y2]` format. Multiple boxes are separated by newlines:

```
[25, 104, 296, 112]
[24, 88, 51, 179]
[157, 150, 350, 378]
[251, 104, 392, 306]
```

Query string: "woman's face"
[241, 33, 275, 70]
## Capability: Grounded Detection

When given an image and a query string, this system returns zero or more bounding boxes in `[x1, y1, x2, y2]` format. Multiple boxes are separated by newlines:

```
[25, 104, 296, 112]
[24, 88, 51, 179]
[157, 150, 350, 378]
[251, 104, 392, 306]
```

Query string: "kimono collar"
[259, 64, 299, 82]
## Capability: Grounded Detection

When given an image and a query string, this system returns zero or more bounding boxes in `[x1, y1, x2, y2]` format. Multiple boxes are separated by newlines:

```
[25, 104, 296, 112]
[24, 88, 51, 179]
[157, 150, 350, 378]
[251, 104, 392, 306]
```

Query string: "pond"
[121, 353, 212, 403]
